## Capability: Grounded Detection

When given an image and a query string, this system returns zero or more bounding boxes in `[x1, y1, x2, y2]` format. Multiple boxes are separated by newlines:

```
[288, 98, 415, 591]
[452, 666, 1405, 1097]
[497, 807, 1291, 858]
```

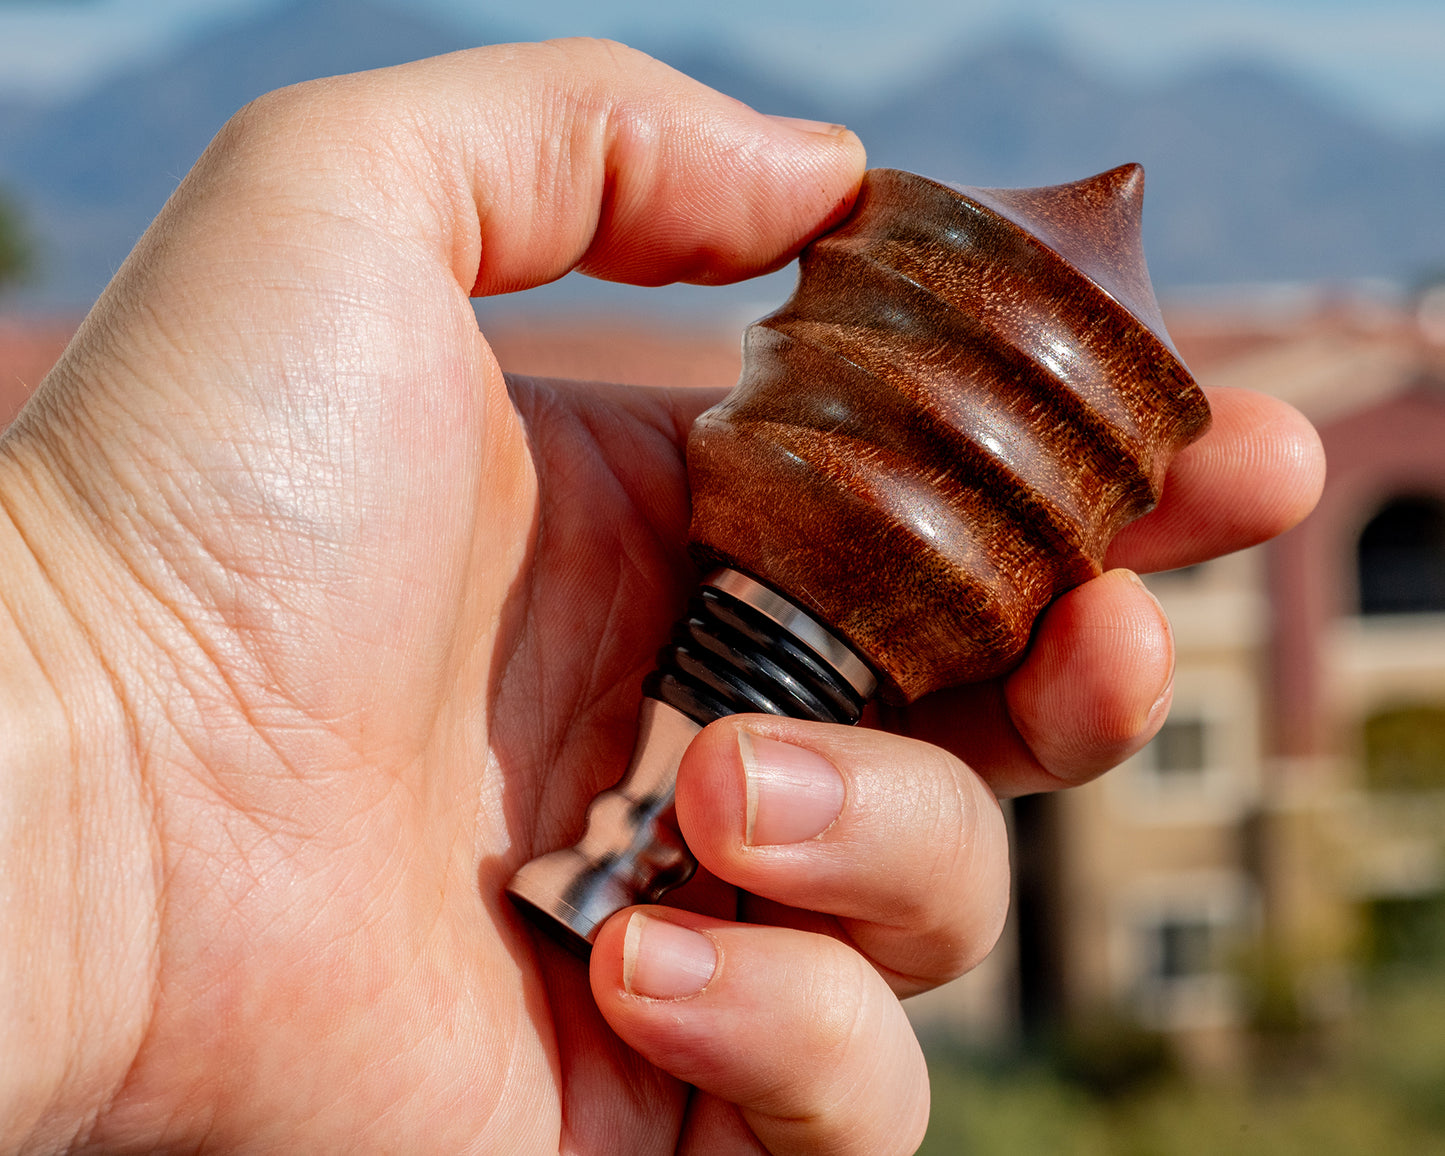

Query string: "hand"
[0, 39, 1323, 1154]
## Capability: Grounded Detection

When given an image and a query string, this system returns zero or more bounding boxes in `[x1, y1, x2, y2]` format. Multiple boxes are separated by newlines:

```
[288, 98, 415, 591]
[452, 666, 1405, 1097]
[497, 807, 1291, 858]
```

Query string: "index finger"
[281, 37, 870, 294]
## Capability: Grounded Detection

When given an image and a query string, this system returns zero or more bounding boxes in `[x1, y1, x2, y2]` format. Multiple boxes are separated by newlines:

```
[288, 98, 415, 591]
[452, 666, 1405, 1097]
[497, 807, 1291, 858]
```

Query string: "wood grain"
[688, 165, 1211, 701]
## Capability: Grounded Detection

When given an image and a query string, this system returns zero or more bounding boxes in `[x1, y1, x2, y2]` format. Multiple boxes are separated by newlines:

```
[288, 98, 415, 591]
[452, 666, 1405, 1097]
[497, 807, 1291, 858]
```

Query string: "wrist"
[0, 446, 158, 1151]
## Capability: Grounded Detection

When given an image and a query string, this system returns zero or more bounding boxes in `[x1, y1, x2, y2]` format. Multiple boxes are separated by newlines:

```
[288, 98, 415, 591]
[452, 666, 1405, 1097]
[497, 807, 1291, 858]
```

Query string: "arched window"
[1357, 495, 1445, 616]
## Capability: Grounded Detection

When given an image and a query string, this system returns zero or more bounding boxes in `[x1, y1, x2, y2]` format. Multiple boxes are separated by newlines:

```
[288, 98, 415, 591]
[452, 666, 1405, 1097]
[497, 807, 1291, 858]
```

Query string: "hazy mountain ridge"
[1, 0, 1441, 309]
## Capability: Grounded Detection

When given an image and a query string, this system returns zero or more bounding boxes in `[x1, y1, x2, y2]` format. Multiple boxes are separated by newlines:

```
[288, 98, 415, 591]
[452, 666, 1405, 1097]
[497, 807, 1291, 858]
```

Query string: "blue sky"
[0, 0, 1442, 135]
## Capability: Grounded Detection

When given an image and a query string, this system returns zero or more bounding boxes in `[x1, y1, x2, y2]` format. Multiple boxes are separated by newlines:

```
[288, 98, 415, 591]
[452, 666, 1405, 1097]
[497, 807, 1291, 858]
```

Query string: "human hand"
[0, 39, 1323, 1154]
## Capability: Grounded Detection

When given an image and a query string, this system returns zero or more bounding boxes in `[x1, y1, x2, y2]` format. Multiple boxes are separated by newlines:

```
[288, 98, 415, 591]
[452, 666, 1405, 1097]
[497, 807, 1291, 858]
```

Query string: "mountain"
[846, 41, 1445, 287]
[0, 0, 485, 308]
[1, 0, 1442, 310]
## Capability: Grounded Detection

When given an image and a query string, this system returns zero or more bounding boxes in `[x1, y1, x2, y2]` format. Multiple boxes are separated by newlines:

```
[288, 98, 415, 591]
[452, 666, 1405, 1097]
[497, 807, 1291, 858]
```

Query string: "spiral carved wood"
[687, 164, 1211, 702]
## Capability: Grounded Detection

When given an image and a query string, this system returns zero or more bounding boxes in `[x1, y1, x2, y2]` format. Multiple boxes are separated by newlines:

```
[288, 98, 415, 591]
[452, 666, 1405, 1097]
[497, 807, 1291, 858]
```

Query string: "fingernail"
[765, 113, 849, 137]
[622, 913, 717, 1000]
[738, 730, 846, 846]
[1148, 673, 1175, 726]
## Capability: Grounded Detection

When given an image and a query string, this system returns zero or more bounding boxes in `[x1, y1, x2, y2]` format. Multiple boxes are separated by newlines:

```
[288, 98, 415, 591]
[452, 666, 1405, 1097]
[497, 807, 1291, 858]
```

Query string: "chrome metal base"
[506, 698, 701, 953]
[505, 569, 877, 953]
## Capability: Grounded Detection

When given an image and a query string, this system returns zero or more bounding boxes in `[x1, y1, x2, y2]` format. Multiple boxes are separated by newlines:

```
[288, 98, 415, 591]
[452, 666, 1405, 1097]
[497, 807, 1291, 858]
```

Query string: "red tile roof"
[0, 318, 77, 428]
[3, 303, 1437, 435]
[482, 317, 740, 390]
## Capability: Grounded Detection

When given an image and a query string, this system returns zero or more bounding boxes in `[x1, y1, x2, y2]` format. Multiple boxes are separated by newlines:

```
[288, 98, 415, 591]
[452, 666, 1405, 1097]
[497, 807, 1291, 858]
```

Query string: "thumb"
[170, 37, 868, 297]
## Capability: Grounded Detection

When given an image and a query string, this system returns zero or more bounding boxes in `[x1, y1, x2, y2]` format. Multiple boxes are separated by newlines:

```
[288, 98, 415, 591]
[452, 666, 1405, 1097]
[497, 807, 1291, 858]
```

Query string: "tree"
[0, 188, 31, 293]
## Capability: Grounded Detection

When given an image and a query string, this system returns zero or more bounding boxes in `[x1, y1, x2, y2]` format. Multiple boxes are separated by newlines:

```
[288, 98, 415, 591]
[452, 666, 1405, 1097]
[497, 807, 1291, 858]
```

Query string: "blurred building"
[5, 289, 1444, 1075]
[996, 290, 1445, 1075]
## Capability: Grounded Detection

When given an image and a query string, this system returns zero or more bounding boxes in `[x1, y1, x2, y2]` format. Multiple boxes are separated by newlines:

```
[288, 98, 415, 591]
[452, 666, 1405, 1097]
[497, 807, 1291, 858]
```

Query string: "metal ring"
[702, 569, 879, 700]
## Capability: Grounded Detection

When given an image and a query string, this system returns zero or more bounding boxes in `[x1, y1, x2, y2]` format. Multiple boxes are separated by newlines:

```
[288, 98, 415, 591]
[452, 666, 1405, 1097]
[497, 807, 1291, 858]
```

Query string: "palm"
[49, 253, 725, 1145]
[483, 374, 738, 1152]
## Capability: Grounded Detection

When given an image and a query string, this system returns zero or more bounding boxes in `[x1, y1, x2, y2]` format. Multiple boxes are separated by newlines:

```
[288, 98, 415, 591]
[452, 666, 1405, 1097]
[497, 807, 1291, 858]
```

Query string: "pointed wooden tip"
[1065, 162, 1146, 254]
[1090, 161, 1145, 204]
[959, 164, 1171, 351]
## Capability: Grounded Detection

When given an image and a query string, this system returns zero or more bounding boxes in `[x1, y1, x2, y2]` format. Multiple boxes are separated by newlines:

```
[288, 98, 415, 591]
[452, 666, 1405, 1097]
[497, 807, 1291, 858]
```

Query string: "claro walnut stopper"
[689, 163, 1210, 700]
[506, 164, 1211, 953]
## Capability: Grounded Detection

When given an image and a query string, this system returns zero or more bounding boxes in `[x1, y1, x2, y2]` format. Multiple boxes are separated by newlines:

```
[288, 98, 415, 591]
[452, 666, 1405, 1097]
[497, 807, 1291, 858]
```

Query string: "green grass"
[920, 975, 1445, 1155]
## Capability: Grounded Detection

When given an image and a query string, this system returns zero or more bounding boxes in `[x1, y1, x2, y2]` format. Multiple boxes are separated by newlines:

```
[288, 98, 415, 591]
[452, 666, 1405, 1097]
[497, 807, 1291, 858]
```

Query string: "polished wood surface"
[688, 165, 1211, 701]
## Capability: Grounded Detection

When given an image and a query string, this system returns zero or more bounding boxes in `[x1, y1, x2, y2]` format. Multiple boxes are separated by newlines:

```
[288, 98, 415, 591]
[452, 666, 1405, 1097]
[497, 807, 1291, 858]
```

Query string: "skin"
[0, 38, 1325, 1156]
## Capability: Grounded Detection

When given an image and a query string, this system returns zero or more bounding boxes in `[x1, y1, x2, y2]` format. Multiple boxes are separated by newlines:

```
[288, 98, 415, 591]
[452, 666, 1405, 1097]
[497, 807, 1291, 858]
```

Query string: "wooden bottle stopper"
[506, 164, 1211, 952]
[687, 164, 1210, 701]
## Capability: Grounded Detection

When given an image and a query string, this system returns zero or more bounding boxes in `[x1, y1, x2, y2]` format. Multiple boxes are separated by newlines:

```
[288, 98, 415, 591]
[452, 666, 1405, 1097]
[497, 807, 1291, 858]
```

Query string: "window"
[1118, 873, 1256, 1030]
[1358, 495, 1445, 616]
[1111, 665, 1260, 825]
[1153, 916, 1220, 982]
[1131, 713, 1215, 803]
[1147, 717, 1207, 783]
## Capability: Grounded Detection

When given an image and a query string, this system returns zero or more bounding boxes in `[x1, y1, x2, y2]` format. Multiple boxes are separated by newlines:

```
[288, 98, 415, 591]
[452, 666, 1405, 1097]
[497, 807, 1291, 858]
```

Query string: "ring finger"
[673, 714, 1010, 995]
